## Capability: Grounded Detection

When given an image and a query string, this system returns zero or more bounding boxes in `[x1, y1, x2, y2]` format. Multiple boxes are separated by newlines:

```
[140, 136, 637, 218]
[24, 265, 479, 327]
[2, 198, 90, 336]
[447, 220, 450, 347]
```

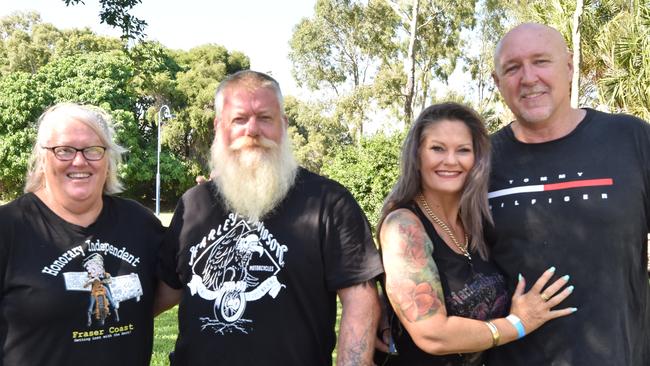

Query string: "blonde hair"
[24, 103, 127, 194]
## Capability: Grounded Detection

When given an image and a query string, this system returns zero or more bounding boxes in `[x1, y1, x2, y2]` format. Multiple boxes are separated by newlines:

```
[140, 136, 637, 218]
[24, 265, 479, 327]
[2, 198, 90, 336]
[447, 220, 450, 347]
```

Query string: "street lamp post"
[155, 104, 173, 216]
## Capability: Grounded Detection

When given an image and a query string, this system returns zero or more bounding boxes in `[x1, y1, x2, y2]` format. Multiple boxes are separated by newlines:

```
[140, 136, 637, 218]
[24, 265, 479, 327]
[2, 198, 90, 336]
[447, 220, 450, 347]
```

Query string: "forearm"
[336, 282, 380, 366]
[153, 280, 181, 317]
[409, 315, 520, 355]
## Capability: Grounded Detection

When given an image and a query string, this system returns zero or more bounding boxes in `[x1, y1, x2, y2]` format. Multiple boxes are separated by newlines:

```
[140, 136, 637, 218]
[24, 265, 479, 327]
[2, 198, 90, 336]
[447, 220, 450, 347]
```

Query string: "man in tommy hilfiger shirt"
[486, 23, 650, 366]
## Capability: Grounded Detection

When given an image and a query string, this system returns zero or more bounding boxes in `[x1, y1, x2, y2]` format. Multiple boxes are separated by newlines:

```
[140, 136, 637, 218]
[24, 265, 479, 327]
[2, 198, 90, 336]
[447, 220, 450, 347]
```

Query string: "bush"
[322, 131, 404, 233]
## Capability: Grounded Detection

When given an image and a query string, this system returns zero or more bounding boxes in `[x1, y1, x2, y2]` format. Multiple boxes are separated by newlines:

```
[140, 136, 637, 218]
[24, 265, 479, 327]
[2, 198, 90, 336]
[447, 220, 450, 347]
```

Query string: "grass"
[151, 306, 178, 366]
[151, 212, 176, 366]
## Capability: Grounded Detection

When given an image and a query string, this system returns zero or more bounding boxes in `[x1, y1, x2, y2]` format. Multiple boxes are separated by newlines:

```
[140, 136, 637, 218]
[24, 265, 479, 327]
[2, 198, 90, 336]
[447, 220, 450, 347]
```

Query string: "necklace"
[417, 193, 472, 262]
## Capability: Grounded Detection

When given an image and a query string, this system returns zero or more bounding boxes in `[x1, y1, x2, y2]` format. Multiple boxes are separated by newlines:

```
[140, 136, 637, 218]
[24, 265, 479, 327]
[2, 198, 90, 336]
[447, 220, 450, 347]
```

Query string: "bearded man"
[155, 70, 383, 366]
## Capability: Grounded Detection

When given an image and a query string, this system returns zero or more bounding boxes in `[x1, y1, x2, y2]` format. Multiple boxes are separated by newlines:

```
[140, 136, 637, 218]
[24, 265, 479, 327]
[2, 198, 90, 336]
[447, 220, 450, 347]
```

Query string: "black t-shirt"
[391, 203, 508, 366]
[159, 168, 384, 366]
[0, 193, 164, 366]
[487, 109, 650, 366]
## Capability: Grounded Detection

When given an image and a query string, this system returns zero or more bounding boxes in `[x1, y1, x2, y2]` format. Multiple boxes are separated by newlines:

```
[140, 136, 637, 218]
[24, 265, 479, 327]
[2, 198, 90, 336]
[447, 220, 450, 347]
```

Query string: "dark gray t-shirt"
[159, 168, 384, 366]
[0, 194, 163, 366]
[487, 109, 650, 366]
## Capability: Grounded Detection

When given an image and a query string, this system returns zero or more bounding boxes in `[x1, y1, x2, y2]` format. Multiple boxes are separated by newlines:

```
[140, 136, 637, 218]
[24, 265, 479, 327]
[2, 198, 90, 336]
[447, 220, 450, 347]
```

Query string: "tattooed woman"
[377, 103, 576, 365]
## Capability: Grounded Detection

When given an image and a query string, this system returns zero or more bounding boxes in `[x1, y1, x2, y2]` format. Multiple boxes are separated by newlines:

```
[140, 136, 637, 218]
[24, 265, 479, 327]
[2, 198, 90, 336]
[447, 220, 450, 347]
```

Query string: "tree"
[510, 0, 649, 119]
[54, 28, 124, 58]
[401, 0, 419, 123]
[0, 13, 251, 204]
[63, 0, 147, 40]
[571, 0, 583, 107]
[289, 0, 399, 139]
[322, 131, 404, 231]
[0, 72, 50, 199]
[595, 0, 650, 120]
[164, 44, 250, 171]
[0, 12, 124, 77]
[290, 0, 479, 136]
[285, 96, 352, 173]
[385, 0, 477, 123]
[461, 0, 512, 126]
[0, 12, 61, 75]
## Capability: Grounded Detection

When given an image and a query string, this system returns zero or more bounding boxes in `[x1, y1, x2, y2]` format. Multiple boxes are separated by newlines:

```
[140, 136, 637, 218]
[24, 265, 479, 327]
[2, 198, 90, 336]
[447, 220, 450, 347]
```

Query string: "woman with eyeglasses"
[0, 103, 164, 366]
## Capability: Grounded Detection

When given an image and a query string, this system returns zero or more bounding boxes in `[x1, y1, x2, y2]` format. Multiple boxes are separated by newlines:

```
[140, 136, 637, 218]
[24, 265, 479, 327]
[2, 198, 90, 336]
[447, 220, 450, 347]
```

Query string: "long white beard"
[210, 134, 298, 222]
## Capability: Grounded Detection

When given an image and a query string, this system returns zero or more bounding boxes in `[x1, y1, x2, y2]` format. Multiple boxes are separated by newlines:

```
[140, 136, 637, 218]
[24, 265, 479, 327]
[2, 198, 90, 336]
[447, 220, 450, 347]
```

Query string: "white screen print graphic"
[186, 213, 287, 334]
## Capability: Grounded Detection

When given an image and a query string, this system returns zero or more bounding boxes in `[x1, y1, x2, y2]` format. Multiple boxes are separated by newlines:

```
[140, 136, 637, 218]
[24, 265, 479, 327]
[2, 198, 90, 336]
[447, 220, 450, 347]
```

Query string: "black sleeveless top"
[391, 202, 508, 366]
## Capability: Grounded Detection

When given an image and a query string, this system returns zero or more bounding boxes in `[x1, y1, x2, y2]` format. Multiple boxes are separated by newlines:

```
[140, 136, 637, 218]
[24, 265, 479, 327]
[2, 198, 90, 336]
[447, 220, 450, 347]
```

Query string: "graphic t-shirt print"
[185, 213, 288, 334]
[41, 239, 144, 342]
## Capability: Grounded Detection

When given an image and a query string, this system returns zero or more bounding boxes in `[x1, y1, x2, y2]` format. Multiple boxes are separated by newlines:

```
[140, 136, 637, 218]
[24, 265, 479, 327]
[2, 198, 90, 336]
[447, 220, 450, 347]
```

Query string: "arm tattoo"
[383, 211, 445, 323]
[336, 283, 378, 366]
[337, 325, 372, 366]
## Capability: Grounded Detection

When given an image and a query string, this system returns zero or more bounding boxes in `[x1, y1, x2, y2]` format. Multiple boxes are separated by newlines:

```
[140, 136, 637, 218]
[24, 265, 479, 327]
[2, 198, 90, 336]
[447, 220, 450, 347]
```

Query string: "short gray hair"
[25, 102, 127, 194]
[214, 70, 284, 119]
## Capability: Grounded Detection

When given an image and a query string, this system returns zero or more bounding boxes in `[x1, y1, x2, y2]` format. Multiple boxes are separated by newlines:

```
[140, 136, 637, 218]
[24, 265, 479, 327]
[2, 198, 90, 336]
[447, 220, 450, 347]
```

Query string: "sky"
[1, 0, 317, 95]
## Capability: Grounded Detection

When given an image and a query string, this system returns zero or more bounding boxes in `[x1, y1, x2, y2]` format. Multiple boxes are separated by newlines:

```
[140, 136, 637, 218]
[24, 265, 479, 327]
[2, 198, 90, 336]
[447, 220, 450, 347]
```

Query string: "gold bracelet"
[485, 321, 500, 348]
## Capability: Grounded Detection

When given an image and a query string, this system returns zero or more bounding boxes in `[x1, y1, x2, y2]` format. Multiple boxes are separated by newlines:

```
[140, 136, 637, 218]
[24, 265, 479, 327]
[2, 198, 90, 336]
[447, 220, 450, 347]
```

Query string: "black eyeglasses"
[41, 146, 107, 161]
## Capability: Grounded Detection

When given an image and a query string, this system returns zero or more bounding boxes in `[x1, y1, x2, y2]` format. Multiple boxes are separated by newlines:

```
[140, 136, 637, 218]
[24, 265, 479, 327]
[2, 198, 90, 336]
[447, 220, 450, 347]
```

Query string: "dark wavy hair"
[378, 102, 492, 260]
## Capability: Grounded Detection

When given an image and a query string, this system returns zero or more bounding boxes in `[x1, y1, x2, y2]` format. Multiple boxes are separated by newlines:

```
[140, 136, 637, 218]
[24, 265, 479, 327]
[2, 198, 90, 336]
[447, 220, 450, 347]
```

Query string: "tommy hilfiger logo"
[489, 172, 613, 209]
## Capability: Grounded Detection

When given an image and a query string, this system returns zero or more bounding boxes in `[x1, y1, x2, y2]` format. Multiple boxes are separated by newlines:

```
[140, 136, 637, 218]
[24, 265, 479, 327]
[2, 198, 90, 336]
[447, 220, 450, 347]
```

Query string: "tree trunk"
[571, 0, 583, 108]
[404, 0, 420, 124]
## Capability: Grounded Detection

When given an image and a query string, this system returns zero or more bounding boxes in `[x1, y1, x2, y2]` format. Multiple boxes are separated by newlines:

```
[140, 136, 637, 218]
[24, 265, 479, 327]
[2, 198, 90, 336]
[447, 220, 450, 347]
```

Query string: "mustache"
[519, 87, 547, 97]
[230, 136, 277, 150]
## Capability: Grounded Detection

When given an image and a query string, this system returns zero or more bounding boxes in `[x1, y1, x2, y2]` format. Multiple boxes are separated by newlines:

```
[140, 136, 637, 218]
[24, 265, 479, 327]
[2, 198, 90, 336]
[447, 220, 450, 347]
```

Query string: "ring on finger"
[540, 292, 550, 302]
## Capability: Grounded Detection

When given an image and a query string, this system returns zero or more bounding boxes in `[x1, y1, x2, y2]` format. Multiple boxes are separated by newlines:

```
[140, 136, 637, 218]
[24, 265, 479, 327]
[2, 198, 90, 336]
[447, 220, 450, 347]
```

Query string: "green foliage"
[54, 28, 124, 58]
[63, 0, 147, 40]
[289, 0, 400, 139]
[508, 0, 650, 120]
[290, 0, 399, 91]
[0, 72, 50, 199]
[0, 129, 36, 200]
[286, 96, 352, 173]
[595, 1, 650, 120]
[38, 51, 135, 109]
[0, 72, 50, 133]
[0, 12, 59, 75]
[0, 12, 250, 204]
[290, 0, 481, 133]
[165, 44, 250, 170]
[322, 131, 404, 231]
[461, 0, 511, 124]
[151, 306, 178, 366]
